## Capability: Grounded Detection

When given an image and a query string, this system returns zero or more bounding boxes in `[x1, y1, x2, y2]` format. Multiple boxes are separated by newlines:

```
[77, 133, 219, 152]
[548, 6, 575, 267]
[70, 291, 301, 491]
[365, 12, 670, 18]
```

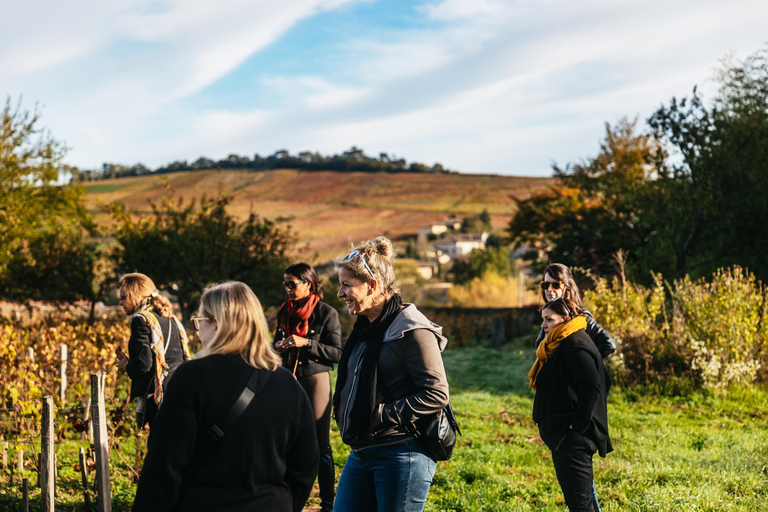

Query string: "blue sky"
[2, 0, 767, 176]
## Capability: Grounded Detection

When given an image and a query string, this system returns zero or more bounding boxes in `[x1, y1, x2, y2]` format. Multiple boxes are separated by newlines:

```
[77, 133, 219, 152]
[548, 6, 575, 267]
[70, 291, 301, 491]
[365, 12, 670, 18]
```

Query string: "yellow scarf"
[528, 316, 587, 391]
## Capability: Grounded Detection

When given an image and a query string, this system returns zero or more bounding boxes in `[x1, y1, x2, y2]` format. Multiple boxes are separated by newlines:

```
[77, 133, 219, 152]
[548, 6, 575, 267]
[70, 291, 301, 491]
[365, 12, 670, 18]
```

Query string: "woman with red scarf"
[274, 263, 342, 512]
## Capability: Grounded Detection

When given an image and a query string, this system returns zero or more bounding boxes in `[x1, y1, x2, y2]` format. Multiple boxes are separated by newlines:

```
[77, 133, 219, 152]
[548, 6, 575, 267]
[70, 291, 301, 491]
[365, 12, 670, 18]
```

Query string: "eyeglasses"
[190, 316, 213, 331]
[342, 250, 375, 279]
[539, 281, 564, 291]
[283, 280, 305, 290]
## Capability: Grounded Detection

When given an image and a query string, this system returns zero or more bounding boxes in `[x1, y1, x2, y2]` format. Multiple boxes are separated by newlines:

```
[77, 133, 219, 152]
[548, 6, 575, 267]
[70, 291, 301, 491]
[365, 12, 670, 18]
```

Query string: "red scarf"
[278, 293, 320, 337]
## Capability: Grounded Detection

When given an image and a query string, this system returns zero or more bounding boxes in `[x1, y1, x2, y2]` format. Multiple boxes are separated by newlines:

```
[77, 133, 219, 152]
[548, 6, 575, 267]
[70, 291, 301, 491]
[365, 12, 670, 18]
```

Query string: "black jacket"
[274, 301, 342, 377]
[132, 354, 319, 512]
[126, 312, 185, 400]
[532, 328, 612, 457]
[535, 307, 616, 359]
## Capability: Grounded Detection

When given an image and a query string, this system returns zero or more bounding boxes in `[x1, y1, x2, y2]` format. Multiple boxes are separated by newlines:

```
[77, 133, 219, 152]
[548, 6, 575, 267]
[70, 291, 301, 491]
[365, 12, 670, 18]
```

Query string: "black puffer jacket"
[535, 307, 616, 359]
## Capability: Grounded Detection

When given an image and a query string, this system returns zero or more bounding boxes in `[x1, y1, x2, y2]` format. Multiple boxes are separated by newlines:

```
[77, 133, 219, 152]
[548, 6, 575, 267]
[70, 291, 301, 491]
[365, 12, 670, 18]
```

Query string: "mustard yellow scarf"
[528, 316, 587, 391]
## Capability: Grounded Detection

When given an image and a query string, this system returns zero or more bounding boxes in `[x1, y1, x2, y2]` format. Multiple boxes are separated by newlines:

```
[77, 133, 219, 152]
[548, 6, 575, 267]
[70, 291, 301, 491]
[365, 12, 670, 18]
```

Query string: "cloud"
[3, 0, 767, 175]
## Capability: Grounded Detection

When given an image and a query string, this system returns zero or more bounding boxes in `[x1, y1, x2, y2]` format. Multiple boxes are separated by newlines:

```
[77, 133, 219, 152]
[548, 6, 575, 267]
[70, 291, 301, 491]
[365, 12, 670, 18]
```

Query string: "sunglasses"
[539, 281, 564, 291]
[283, 280, 306, 290]
[342, 250, 375, 279]
[552, 297, 573, 318]
[190, 316, 213, 331]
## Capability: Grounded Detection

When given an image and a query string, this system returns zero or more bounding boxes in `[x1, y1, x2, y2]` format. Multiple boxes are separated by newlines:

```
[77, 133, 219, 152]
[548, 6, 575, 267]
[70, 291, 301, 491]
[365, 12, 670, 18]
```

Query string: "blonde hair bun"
[371, 235, 395, 260]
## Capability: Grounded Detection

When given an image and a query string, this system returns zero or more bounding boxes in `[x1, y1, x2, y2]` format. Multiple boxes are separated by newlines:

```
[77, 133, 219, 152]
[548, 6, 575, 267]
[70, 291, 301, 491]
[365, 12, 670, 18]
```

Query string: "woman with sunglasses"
[133, 281, 319, 512]
[333, 236, 450, 512]
[530, 296, 612, 512]
[116, 273, 192, 428]
[537, 263, 616, 359]
[273, 263, 342, 512]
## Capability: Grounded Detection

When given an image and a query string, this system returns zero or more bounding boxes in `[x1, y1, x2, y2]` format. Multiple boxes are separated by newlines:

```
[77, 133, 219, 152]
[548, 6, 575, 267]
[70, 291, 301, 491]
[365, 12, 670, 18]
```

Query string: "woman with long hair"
[116, 273, 192, 428]
[333, 236, 450, 512]
[274, 262, 342, 512]
[132, 281, 319, 512]
[536, 263, 616, 358]
[530, 297, 612, 511]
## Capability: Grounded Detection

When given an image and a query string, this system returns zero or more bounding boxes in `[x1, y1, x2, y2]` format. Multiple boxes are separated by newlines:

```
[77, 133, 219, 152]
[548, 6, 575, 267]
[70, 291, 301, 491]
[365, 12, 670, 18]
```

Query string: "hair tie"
[151, 291, 159, 297]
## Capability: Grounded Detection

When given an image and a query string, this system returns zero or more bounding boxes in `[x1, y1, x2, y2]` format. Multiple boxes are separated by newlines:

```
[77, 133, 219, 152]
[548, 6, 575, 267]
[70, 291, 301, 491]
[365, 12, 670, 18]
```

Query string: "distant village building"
[432, 232, 488, 260]
[417, 217, 462, 243]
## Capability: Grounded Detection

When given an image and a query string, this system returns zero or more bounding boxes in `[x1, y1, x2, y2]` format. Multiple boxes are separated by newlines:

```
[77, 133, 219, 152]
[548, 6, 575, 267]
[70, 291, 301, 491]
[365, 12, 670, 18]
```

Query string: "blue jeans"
[334, 438, 437, 512]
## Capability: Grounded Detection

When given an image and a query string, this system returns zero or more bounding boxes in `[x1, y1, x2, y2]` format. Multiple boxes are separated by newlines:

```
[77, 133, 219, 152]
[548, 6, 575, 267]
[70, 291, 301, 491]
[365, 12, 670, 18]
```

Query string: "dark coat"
[125, 312, 185, 400]
[132, 354, 319, 512]
[535, 307, 616, 359]
[532, 328, 612, 457]
[274, 301, 342, 377]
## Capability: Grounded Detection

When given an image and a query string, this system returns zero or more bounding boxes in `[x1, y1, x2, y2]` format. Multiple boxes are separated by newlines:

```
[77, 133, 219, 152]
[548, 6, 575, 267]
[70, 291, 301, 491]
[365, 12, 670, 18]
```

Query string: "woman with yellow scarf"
[530, 297, 612, 512]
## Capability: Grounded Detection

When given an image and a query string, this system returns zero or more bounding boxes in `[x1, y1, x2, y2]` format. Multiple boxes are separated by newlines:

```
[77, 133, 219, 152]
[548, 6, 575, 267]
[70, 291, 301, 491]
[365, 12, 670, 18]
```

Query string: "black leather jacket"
[274, 301, 343, 377]
[535, 307, 616, 359]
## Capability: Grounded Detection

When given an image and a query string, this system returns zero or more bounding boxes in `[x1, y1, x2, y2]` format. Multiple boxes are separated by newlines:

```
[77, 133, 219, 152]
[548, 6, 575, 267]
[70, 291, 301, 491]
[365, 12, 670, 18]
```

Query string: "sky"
[2, 0, 767, 177]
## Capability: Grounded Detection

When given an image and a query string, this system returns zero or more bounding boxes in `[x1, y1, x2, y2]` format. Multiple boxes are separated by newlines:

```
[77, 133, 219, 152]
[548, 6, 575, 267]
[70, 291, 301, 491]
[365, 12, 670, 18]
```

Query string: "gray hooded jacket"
[337, 304, 450, 450]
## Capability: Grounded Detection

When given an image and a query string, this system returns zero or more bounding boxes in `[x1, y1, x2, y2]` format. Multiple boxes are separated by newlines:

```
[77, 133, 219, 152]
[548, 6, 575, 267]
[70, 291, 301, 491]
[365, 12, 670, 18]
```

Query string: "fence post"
[2, 439, 6, 469]
[59, 345, 68, 403]
[17, 449, 23, 474]
[41, 396, 55, 512]
[27, 347, 35, 363]
[22, 477, 29, 512]
[84, 396, 93, 443]
[79, 447, 91, 507]
[134, 431, 144, 483]
[91, 373, 112, 512]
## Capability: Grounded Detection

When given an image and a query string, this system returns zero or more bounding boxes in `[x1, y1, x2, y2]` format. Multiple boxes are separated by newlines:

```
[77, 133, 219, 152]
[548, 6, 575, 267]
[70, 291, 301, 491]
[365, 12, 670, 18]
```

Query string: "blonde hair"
[336, 235, 399, 299]
[119, 273, 173, 317]
[196, 281, 281, 370]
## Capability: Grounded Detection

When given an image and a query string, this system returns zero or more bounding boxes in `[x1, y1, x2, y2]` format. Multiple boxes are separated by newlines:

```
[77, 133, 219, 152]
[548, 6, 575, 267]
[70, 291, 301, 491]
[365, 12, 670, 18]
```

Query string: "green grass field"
[2, 343, 767, 510]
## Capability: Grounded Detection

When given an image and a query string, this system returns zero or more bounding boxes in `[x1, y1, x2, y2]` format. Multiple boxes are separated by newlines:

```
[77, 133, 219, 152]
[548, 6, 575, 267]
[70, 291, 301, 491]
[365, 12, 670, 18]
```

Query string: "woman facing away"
[116, 273, 192, 428]
[132, 281, 319, 512]
[274, 262, 342, 512]
[536, 263, 616, 359]
[530, 297, 612, 512]
[332, 236, 450, 512]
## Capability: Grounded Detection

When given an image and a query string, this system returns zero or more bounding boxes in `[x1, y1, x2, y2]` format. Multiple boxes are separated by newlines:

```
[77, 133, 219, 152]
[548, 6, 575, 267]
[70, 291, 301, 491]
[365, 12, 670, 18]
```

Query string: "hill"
[84, 169, 552, 262]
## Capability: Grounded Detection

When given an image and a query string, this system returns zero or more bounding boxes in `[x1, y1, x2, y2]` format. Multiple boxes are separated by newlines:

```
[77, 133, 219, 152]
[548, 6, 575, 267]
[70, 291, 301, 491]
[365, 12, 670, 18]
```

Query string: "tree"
[509, 48, 768, 283]
[648, 48, 768, 280]
[0, 96, 98, 303]
[110, 193, 295, 321]
[451, 246, 515, 285]
[508, 118, 661, 279]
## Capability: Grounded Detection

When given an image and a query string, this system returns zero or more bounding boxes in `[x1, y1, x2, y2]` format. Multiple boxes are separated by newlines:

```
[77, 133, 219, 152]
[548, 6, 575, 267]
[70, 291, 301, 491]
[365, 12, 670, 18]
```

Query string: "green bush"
[584, 266, 768, 393]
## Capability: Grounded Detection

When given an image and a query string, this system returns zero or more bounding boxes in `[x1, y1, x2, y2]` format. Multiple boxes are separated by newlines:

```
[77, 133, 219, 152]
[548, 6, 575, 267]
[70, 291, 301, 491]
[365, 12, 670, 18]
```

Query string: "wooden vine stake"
[79, 447, 91, 506]
[41, 396, 55, 512]
[91, 373, 112, 512]
[59, 344, 68, 403]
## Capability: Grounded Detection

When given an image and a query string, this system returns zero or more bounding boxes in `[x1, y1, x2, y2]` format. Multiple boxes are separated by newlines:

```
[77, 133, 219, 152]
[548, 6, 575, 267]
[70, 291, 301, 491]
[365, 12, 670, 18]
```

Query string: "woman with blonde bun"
[333, 236, 450, 512]
[116, 273, 192, 428]
[133, 281, 319, 512]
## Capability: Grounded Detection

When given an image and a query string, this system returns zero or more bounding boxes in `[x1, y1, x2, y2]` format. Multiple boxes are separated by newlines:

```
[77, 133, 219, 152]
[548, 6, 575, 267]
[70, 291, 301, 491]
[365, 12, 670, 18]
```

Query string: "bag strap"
[207, 368, 269, 441]
[444, 402, 461, 436]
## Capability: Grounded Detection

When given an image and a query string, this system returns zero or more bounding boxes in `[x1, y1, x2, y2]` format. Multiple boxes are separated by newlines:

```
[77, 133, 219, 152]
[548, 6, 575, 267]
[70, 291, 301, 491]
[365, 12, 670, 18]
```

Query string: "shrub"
[584, 266, 768, 393]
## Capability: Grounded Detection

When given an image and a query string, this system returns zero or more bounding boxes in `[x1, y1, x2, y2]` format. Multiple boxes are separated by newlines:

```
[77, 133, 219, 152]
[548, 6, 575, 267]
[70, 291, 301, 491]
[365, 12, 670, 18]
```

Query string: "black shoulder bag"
[410, 402, 462, 461]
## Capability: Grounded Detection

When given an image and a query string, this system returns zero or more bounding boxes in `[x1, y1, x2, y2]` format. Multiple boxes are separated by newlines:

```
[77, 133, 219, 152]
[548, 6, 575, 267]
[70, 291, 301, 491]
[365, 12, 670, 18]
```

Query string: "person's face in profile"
[196, 305, 217, 347]
[541, 307, 569, 334]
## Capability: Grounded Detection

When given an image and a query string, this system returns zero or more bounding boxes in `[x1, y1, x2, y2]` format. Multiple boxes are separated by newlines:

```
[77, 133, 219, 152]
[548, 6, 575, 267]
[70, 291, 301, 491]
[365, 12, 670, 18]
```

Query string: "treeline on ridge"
[73, 146, 454, 182]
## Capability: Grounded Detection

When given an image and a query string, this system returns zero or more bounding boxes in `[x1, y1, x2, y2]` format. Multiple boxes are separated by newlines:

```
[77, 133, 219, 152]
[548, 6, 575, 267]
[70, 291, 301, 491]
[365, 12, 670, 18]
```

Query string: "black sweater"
[532, 329, 612, 457]
[274, 301, 342, 377]
[132, 354, 319, 512]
